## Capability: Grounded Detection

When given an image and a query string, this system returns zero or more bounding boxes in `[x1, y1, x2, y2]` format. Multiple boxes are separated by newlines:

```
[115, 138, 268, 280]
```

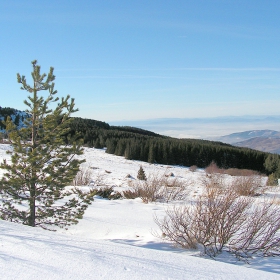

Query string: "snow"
[1, 220, 279, 280]
[0, 144, 280, 279]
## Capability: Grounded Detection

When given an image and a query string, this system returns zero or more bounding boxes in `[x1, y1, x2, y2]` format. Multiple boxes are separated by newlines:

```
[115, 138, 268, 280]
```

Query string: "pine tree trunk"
[29, 85, 37, 227]
[29, 182, 36, 227]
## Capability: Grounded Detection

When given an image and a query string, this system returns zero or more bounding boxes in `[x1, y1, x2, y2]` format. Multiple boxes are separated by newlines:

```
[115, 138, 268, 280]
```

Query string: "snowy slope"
[0, 144, 280, 279]
[1, 220, 279, 280]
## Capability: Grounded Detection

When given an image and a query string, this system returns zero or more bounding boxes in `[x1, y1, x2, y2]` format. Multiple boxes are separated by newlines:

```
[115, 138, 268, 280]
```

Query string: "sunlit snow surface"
[0, 144, 280, 279]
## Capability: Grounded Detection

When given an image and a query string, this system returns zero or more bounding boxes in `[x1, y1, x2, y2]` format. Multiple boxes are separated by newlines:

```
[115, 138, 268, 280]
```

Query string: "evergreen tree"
[14, 114, 20, 126]
[148, 143, 155, 163]
[137, 166, 147, 180]
[267, 173, 278, 186]
[0, 60, 94, 230]
[94, 137, 102, 149]
[264, 154, 280, 177]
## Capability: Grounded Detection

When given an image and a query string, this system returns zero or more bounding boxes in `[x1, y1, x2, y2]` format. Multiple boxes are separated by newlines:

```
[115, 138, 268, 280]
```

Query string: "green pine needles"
[0, 60, 94, 230]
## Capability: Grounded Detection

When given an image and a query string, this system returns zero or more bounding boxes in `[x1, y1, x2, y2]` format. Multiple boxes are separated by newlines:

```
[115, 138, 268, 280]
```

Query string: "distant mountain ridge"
[214, 130, 280, 154]
[215, 130, 280, 144]
[234, 137, 280, 154]
[110, 115, 280, 139]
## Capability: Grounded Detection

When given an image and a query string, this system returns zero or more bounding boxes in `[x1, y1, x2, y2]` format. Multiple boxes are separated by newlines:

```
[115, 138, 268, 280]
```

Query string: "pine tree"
[137, 166, 147, 180]
[14, 114, 20, 126]
[148, 142, 155, 163]
[0, 60, 94, 230]
[264, 154, 280, 177]
[94, 137, 102, 149]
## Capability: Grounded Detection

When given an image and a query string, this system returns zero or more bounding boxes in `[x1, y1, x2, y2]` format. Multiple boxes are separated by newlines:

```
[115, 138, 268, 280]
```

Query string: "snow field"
[0, 144, 280, 279]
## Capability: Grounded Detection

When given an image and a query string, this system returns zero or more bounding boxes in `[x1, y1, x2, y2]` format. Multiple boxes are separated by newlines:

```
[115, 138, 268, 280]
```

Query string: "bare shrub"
[161, 177, 192, 203]
[90, 173, 106, 187]
[122, 189, 139, 199]
[95, 187, 122, 200]
[155, 188, 252, 257]
[132, 175, 163, 203]
[200, 173, 225, 189]
[224, 168, 260, 177]
[189, 165, 197, 172]
[229, 199, 280, 259]
[73, 166, 93, 186]
[205, 161, 223, 174]
[155, 184, 280, 260]
[131, 174, 191, 203]
[231, 176, 263, 196]
[205, 162, 263, 177]
[155, 205, 198, 249]
[202, 171, 265, 197]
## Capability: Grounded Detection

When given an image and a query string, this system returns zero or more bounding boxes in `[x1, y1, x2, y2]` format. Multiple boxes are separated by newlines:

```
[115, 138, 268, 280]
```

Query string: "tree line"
[1, 107, 279, 174]
[68, 117, 274, 174]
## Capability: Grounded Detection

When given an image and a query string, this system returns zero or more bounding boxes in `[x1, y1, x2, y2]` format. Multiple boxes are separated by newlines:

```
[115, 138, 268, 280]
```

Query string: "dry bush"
[94, 186, 122, 200]
[202, 170, 265, 197]
[189, 165, 197, 172]
[200, 173, 225, 189]
[231, 176, 263, 196]
[205, 161, 223, 174]
[228, 199, 280, 259]
[161, 177, 192, 203]
[122, 189, 139, 199]
[205, 161, 262, 177]
[72, 166, 93, 186]
[224, 168, 260, 177]
[130, 174, 191, 203]
[90, 173, 106, 187]
[155, 186, 280, 260]
[131, 176, 164, 203]
[155, 188, 251, 257]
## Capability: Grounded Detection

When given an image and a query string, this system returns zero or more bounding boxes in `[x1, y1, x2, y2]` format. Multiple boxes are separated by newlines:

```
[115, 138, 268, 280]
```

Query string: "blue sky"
[1, 0, 280, 124]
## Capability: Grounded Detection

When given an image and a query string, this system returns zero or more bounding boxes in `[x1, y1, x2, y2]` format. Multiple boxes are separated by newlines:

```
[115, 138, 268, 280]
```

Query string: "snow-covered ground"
[0, 144, 280, 279]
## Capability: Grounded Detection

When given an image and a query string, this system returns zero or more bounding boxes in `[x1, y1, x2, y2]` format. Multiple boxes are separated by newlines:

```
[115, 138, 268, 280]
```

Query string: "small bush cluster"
[231, 176, 263, 197]
[155, 181, 280, 260]
[94, 187, 122, 200]
[130, 174, 191, 203]
[202, 173, 264, 197]
[122, 189, 139, 199]
[200, 173, 225, 190]
[189, 165, 197, 172]
[205, 161, 262, 177]
[205, 161, 221, 174]
[73, 166, 93, 186]
[225, 168, 260, 177]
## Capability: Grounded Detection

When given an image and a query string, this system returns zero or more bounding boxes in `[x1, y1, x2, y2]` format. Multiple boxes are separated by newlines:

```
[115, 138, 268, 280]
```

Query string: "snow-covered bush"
[130, 174, 191, 203]
[155, 184, 280, 260]
[73, 165, 93, 186]
[231, 175, 263, 196]
[189, 165, 197, 172]
[95, 187, 122, 200]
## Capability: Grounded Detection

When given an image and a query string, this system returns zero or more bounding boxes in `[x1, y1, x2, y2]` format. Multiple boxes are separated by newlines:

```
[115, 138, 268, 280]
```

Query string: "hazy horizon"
[110, 115, 280, 139]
